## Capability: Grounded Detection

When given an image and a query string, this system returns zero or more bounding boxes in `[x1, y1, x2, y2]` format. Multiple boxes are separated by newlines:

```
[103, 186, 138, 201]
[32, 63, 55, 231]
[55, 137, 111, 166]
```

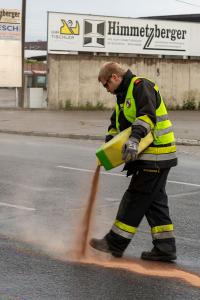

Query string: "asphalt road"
[0, 133, 199, 299]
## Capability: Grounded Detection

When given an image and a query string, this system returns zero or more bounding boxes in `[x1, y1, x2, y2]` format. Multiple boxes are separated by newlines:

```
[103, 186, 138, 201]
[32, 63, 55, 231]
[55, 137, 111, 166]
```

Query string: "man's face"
[101, 74, 122, 94]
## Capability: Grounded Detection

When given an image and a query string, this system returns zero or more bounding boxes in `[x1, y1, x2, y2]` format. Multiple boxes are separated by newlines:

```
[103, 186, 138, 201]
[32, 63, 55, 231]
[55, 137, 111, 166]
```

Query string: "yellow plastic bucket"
[96, 127, 153, 170]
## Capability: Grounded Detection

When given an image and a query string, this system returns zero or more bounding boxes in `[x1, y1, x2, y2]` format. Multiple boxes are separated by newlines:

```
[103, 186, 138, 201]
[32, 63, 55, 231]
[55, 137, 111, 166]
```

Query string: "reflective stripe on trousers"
[112, 219, 137, 239]
[151, 224, 175, 240]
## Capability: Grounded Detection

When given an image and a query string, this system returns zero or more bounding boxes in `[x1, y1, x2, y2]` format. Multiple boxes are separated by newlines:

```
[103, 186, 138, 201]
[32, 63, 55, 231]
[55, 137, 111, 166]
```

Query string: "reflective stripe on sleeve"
[132, 119, 151, 133]
[107, 128, 118, 135]
[137, 115, 155, 129]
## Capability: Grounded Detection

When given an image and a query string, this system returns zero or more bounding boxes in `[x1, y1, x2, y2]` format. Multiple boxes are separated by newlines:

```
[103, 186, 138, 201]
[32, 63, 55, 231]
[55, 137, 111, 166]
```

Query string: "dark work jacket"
[106, 70, 177, 175]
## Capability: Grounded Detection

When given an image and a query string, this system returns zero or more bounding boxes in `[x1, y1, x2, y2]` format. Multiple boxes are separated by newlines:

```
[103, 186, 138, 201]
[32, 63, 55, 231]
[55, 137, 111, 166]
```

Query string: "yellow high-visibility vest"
[115, 77, 177, 161]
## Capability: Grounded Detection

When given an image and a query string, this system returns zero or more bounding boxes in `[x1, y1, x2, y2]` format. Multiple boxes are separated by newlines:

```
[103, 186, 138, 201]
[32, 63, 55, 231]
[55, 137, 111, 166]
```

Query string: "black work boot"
[89, 237, 123, 258]
[141, 246, 177, 262]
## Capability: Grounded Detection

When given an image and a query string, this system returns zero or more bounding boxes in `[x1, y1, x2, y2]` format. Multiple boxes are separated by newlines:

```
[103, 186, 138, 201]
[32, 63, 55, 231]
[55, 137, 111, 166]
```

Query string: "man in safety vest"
[90, 62, 177, 261]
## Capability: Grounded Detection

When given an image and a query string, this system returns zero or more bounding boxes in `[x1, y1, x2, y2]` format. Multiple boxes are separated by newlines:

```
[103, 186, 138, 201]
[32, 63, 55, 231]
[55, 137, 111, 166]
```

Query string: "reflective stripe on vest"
[115, 77, 176, 161]
[139, 152, 177, 161]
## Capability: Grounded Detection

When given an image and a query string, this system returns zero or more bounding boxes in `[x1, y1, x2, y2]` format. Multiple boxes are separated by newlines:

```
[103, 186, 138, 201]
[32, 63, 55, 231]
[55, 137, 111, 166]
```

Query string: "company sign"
[0, 8, 21, 40]
[0, 8, 21, 87]
[48, 12, 200, 57]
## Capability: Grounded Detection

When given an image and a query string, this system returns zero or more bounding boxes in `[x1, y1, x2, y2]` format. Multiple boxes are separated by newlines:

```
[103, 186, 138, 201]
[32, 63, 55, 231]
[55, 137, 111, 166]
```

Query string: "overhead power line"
[175, 0, 200, 7]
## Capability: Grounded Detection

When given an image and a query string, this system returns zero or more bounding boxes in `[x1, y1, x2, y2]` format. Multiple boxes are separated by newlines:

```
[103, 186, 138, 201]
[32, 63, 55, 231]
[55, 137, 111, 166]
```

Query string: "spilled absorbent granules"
[68, 165, 200, 289]
[79, 165, 101, 257]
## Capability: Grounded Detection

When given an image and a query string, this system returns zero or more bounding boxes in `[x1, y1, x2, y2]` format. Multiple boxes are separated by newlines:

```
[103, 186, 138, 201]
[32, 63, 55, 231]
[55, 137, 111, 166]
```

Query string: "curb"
[0, 129, 105, 141]
[176, 138, 200, 146]
[0, 129, 200, 146]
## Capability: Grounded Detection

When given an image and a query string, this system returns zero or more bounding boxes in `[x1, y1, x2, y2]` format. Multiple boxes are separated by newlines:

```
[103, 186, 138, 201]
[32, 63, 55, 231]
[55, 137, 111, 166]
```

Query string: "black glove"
[122, 137, 139, 163]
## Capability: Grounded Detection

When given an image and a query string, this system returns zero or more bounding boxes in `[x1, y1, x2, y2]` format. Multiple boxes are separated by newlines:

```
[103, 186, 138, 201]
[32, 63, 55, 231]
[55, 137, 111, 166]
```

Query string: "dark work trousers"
[106, 168, 176, 254]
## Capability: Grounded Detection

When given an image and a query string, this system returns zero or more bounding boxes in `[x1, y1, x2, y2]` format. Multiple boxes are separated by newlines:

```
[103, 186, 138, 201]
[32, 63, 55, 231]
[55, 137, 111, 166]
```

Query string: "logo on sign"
[60, 20, 80, 35]
[83, 19, 105, 48]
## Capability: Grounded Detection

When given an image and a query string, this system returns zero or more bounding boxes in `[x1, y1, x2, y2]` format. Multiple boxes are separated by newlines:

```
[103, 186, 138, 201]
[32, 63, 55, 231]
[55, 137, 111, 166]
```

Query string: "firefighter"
[90, 62, 177, 261]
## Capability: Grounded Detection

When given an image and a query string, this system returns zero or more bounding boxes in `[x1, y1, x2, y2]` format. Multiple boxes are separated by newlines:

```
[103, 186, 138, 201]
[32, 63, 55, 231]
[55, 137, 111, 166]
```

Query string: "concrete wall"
[0, 88, 17, 107]
[47, 54, 200, 109]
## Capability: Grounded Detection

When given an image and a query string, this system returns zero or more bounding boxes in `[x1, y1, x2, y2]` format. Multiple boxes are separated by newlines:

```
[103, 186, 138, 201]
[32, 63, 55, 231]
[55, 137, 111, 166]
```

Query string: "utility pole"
[19, 0, 26, 107]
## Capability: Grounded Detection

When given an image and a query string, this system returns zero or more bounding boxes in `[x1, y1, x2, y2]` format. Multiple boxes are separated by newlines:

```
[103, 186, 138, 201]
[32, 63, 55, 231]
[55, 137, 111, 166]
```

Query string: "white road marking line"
[102, 171, 124, 177]
[57, 165, 124, 177]
[169, 191, 200, 198]
[57, 165, 200, 187]
[167, 180, 200, 188]
[105, 197, 120, 202]
[0, 202, 36, 211]
[57, 166, 94, 173]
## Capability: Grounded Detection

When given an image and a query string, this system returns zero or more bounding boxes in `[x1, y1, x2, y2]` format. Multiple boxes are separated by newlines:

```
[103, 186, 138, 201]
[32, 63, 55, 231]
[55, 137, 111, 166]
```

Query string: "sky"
[1, 0, 200, 41]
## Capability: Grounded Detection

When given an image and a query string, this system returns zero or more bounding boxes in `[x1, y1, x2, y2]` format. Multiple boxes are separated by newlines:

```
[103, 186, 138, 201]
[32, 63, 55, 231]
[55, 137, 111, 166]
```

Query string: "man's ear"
[112, 73, 121, 81]
[112, 73, 117, 80]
